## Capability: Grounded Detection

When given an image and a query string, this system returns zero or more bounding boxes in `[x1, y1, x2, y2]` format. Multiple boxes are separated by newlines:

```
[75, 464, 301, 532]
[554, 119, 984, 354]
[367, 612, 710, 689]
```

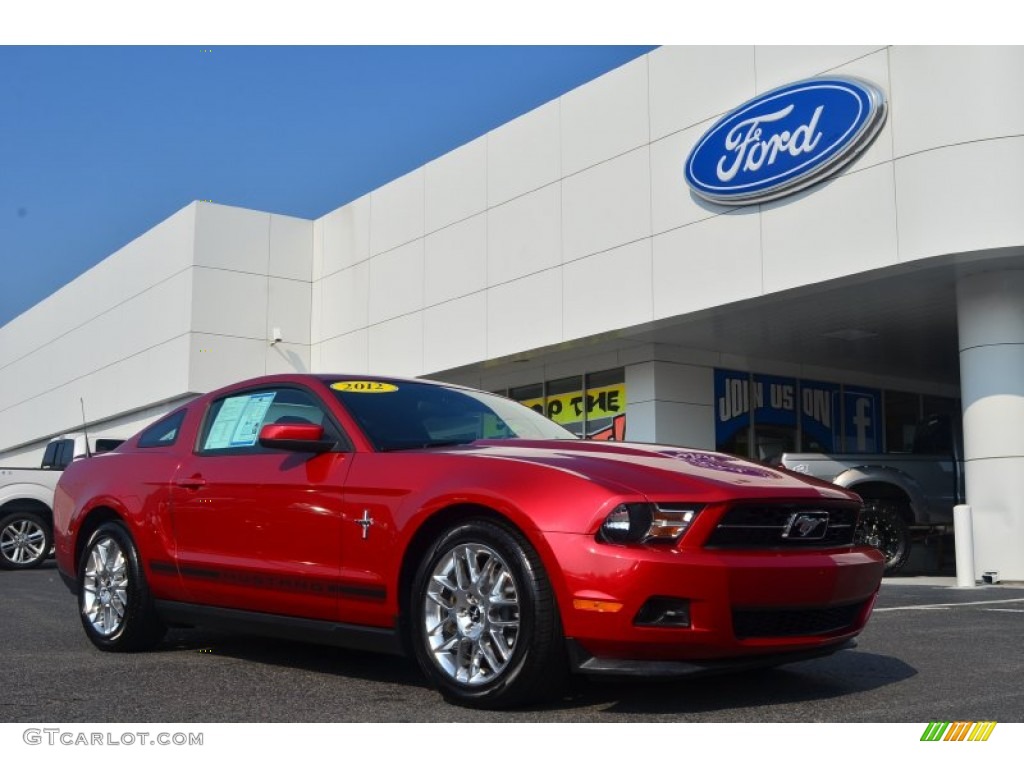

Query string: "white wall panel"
[890, 46, 1024, 158]
[826, 49, 894, 176]
[0, 203, 194, 370]
[191, 268, 269, 340]
[367, 313, 424, 377]
[563, 240, 652, 341]
[754, 46, 885, 93]
[653, 211, 762, 319]
[187, 333, 267, 393]
[648, 46, 755, 141]
[487, 184, 562, 286]
[425, 137, 487, 233]
[655, 401, 717, 448]
[761, 164, 898, 294]
[423, 293, 488, 374]
[267, 278, 311, 346]
[561, 56, 649, 176]
[312, 217, 325, 281]
[487, 100, 561, 206]
[318, 330, 369, 374]
[895, 137, 1024, 262]
[310, 272, 324, 344]
[321, 195, 371, 276]
[193, 203, 269, 274]
[319, 262, 369, 340]
[562, 147, 651, 263]
[424, 214, 487, 306]
[486, 270, 562, 360]
[269, 214, 313, 281]
[0, 269, 193, 441]
[368, 240, 424, 325]
[370, 170, 424, 256]
[650, 120, 731, 235]
[264, 342, 311, 375]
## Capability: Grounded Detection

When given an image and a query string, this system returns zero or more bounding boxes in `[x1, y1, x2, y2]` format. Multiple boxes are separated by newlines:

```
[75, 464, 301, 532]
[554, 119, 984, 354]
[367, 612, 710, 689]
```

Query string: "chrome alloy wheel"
[0, 518, 46, 565]
[422, 543, 521, 686]
[81, 536, 129, 636]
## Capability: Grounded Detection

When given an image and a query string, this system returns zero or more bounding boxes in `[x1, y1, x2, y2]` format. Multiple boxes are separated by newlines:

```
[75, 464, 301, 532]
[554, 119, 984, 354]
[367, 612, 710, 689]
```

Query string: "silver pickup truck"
[0, 436, 122, 570]
[780, 413, 962, 574]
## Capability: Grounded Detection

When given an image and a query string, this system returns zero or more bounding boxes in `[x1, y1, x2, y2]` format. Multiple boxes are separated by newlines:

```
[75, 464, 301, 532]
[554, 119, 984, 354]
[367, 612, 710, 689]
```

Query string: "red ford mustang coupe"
[54, 374, 884, 708]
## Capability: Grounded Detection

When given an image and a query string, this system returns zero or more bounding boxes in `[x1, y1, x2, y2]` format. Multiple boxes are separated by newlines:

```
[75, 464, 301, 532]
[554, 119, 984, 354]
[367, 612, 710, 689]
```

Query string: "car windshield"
[329, 380, 577, 451]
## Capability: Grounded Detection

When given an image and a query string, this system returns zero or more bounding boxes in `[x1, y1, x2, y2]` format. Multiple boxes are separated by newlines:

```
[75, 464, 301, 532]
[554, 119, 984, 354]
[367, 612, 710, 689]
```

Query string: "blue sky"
[0, 45, 655, 327]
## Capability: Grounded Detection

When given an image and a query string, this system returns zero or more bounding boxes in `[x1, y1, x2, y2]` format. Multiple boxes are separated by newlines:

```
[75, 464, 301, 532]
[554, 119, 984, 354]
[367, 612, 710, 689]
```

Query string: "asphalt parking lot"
[2, 563, 1022, 723]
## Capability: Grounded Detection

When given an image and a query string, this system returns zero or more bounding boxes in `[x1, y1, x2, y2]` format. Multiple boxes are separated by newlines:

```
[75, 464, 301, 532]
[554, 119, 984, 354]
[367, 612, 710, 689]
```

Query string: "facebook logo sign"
[843, 388, 880, 453]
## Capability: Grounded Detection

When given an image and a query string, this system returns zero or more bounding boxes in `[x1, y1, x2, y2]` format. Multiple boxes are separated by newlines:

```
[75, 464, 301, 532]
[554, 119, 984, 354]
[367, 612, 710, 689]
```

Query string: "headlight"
[599, 503, 703, 545]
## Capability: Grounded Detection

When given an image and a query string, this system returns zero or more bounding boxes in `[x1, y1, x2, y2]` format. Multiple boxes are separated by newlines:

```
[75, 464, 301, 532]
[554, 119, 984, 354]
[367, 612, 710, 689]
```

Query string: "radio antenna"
[80, 398, 92, 459]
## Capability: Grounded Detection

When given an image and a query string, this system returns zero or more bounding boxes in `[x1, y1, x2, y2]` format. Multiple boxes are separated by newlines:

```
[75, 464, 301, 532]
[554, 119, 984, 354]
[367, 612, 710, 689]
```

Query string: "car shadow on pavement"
[158, 627, 913, 717]
[556, 651, 917, 716]
[159, 628, 431, 689]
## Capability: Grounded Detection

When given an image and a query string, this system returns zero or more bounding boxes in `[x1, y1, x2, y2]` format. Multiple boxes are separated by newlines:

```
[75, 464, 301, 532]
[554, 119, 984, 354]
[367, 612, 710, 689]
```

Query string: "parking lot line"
[874, 597, 1024, 612]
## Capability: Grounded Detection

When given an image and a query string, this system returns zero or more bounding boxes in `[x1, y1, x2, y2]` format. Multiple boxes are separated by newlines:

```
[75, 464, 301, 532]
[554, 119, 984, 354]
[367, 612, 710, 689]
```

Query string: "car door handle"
[175, 476, 207, 490]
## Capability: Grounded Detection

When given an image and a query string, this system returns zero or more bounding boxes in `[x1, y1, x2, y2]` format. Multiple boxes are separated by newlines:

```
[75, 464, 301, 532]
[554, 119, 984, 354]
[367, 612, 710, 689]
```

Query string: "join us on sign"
[685, 76, 887, 205]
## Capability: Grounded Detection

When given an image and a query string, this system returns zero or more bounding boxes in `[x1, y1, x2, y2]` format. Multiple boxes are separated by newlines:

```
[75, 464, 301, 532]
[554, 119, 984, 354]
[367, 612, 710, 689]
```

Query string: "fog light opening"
[634, 597, 691, 628]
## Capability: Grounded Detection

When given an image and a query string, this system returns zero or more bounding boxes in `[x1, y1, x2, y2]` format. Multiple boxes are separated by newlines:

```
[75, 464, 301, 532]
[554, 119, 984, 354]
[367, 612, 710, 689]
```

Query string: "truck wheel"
[0, 510, 53, 570]
[856, 500, 911, 575]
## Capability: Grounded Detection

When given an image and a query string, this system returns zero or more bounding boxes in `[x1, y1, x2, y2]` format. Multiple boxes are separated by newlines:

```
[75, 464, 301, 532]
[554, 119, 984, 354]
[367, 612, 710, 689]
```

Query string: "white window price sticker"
[204, 392, 277, 450]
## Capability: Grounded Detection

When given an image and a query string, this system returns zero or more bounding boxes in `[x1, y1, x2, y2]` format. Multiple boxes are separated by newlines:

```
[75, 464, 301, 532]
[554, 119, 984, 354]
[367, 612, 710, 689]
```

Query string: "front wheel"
[0, 510, 52, 570]
[856, 500, 912, 575]
[409, 519, 565, 709]
[78, 521, 166, 651]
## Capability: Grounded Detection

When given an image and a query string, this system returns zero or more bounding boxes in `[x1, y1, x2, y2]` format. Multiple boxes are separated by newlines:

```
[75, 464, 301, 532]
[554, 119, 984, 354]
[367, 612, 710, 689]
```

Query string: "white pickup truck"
[0, 436, 122, 570]
[780, 413, 962, 575]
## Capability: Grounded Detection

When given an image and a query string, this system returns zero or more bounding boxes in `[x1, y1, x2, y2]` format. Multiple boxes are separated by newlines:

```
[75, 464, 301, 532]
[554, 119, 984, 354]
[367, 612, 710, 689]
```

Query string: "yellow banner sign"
[519, 383, 625, 425]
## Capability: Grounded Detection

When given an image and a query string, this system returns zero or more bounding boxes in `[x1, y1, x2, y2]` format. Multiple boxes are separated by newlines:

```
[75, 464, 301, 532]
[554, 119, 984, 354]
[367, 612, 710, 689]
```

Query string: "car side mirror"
[258, 423, 336, 453]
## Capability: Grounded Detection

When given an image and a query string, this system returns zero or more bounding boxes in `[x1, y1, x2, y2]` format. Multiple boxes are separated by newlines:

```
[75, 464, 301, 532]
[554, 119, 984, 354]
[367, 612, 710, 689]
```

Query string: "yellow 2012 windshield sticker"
[331, 381, 399, 393]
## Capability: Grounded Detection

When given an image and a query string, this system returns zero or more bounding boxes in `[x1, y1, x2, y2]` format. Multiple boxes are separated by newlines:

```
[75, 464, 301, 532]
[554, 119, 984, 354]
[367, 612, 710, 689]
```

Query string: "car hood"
[439, 439, 856, 502]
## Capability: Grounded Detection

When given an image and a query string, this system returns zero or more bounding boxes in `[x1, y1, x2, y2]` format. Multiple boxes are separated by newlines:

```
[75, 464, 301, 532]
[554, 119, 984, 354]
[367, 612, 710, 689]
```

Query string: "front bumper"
[543, 531, 884, 665]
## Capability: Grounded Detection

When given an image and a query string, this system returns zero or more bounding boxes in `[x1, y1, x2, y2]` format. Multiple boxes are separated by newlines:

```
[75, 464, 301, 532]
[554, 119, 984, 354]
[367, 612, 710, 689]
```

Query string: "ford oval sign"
[684, 77, 887, 205]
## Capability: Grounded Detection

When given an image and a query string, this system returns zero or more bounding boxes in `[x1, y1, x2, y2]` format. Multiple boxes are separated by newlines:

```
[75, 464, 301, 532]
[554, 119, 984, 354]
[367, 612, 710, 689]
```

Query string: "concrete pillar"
[957, 270, 1024, 582]
[624, 361, 715, 448]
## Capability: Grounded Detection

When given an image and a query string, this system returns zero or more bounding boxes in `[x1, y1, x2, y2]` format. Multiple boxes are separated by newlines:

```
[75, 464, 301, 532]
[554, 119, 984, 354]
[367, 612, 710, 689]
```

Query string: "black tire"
[0, 509, 53, 570]
[856, 500, 912, 575]
[409, 519, 566, 709]
[77, 521, 166, 651]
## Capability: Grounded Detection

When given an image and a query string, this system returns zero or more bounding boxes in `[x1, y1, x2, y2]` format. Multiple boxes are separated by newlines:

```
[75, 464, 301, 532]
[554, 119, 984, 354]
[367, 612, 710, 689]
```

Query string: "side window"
[41, 441, 60, 468]
[198, 387, 343, 455]
[138, 411, 187, 448]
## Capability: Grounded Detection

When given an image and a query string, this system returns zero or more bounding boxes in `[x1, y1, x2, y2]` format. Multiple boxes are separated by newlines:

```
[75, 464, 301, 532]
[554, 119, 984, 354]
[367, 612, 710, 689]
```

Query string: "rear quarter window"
[138, 411, 187, 448]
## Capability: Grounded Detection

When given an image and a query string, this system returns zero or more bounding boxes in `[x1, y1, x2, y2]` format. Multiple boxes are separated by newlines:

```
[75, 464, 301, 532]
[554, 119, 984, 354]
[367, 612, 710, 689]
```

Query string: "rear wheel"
[856, 500, 912, 575]
[0, 510, 52, 570]
[78, 521, 166, 651]
[409, 519, 565, 708]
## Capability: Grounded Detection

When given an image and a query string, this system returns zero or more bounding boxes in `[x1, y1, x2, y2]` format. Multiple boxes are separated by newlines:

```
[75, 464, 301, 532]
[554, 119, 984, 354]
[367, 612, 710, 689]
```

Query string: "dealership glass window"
[884, 390, 920, 453]
[509, 369, 626, 440]
[716, 367, 959, 459]
[542, 376, 585, 436]
[510, 383, 543, 415]
[752, 373, 798, 463]
[583, 368, 626, 440]
[714, 369, 752, 457]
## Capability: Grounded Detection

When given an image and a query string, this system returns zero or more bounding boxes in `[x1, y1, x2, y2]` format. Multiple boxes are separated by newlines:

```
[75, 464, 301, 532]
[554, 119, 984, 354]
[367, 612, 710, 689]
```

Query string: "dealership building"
[2, 46, 1023, 579]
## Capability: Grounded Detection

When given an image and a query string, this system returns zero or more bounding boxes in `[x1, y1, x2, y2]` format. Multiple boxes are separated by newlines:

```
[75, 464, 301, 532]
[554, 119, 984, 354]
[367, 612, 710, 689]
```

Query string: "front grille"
[705, 503, 857, 549]
[732, 600, 866, 639]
